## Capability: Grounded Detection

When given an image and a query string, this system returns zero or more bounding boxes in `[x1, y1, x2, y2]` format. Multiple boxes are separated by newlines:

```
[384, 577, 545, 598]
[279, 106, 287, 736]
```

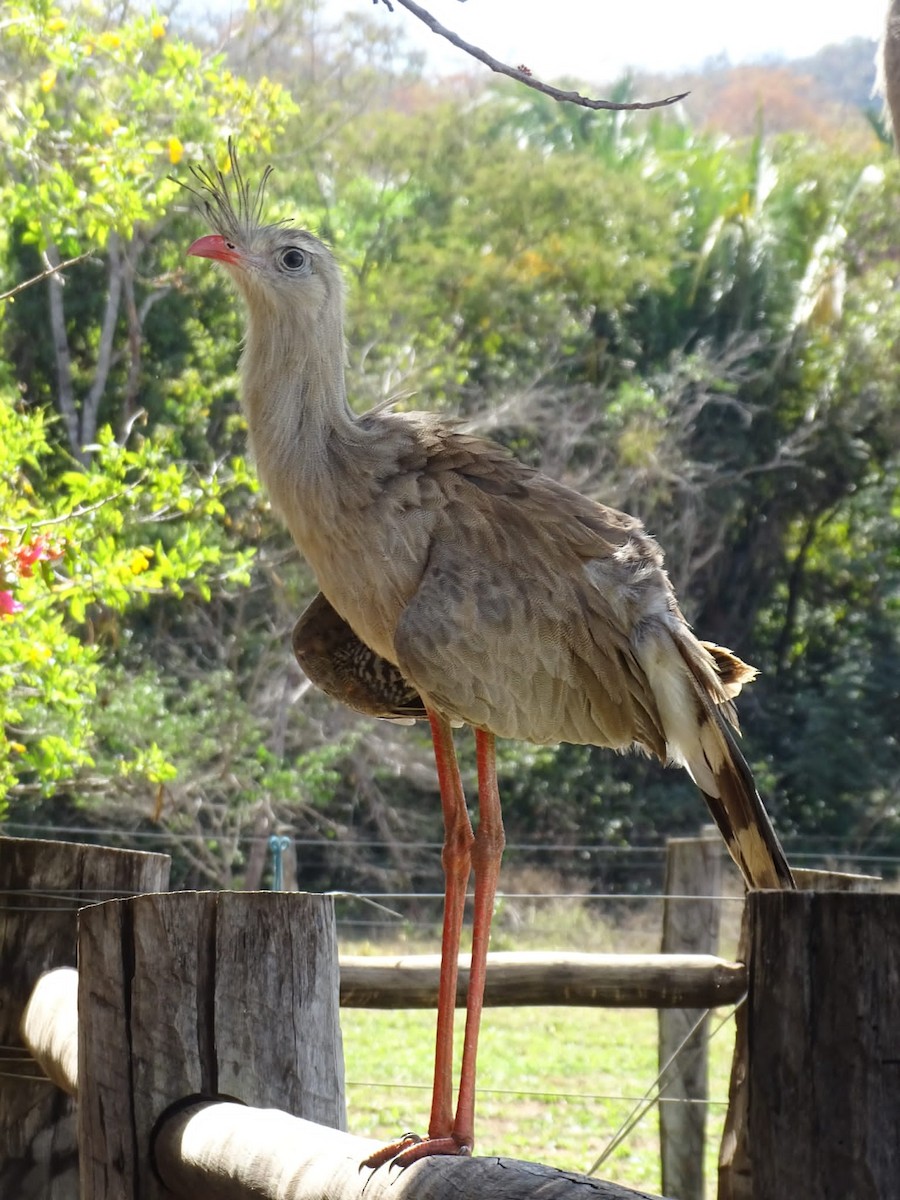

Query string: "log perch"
[153, 1099, 670, 1200]
[20, 967, 78, 1096]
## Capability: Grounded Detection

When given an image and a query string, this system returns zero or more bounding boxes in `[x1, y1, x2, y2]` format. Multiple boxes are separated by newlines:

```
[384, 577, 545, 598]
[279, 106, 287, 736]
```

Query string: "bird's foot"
[362, 1132, 472, 1168]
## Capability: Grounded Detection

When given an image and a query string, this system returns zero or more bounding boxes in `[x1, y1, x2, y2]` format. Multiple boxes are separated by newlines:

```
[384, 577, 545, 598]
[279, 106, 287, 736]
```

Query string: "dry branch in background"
[375, 0, 688, 111]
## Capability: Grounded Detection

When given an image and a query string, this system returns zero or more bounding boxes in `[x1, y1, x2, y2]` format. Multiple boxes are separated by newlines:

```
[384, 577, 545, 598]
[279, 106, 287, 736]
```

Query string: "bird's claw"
[361, 1133, 422, 1169]
[362, 1133, 472, 1169]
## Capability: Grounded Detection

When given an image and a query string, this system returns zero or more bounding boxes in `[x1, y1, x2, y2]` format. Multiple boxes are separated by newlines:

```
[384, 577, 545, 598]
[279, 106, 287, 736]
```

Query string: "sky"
[344, 0, 888, 85]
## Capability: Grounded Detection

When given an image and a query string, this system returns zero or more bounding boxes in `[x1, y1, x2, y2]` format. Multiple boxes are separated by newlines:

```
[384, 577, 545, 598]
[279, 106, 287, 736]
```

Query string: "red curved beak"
[187, 234, 242, 265]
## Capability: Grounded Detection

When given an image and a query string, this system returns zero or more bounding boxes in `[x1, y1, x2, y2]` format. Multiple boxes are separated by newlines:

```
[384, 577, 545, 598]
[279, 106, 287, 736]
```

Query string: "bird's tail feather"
[694, 712, 795, 889]
[641, 629, 795, 891]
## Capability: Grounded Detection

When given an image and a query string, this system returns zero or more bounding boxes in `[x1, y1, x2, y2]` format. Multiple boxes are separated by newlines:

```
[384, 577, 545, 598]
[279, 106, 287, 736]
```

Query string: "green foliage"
[0, 387, 254, 812]
[1, 2, 294, 250]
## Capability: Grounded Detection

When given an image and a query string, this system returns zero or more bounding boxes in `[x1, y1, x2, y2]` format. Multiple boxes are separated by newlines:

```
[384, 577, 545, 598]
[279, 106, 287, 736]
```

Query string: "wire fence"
[8, 821, 875, 1194]
[6, 818, 900, 858]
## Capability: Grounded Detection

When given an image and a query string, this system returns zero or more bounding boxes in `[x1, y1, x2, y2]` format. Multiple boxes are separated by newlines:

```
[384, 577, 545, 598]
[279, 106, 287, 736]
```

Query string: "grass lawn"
[340, 994, 736, 1197]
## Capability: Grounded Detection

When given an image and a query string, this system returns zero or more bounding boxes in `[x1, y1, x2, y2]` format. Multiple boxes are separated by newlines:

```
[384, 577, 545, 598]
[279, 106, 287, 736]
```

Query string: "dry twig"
[375, 0, 688, 111]
[0, 251, 93, 304]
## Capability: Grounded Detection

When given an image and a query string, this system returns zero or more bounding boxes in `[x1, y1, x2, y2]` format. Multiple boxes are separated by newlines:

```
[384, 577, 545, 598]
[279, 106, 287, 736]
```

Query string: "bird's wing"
[391, 438, 674, 754]
[391, 430, 793, 890]
[293, 591, 426, 722]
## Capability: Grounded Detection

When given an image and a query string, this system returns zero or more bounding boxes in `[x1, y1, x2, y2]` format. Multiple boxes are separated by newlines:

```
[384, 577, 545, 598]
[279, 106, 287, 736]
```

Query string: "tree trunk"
[44, 242, 81, 459]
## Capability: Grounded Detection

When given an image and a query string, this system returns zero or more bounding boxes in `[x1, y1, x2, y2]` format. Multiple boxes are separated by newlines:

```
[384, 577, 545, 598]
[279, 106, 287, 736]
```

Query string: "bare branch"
[377, 0, 688, 111]
[120, 244, 144, 437]
[0, 251, 93, 304]
[0, 482, 143, 535]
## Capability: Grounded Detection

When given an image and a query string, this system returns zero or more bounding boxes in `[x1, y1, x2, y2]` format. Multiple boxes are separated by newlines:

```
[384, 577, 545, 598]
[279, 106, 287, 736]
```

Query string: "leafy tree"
[0, 382, 254, 812]
[1, 0, 295, 459]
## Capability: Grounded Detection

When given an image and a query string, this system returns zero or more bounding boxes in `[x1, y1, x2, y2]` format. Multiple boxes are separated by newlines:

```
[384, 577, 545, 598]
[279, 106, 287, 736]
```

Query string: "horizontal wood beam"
[153, 1099, 669, 1200]
[21, 952, 745, 1107]
[339, 951, 746, 1009]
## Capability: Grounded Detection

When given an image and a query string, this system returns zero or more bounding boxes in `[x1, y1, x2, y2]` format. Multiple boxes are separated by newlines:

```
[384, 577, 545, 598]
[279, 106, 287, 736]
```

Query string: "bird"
[185, 144, 794, 1166]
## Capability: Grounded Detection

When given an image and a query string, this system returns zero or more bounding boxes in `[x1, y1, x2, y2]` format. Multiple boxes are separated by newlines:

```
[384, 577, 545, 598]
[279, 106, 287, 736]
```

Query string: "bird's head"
[184, 141, 343, 330]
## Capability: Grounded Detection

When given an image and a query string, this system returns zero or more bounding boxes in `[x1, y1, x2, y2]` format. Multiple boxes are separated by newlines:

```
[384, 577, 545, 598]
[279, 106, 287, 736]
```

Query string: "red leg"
[391, 728, 505, 1166]
[426, 710, 474, 1140]
[452, 730, 504, 1150]
[362, 710, 473, 1167]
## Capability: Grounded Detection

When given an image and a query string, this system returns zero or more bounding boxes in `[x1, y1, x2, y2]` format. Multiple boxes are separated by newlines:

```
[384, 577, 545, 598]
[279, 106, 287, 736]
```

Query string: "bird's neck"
[240, 304, 358, 527]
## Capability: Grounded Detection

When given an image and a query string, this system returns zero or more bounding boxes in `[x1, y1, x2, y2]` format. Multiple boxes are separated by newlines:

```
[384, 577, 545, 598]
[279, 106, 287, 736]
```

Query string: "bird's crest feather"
[177, 137, 288, 245]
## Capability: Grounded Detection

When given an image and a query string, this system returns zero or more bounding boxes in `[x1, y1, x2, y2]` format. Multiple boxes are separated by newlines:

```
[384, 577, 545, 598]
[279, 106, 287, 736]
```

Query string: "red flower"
[15, 535, 62, 577]
[0, 590, 23, 616]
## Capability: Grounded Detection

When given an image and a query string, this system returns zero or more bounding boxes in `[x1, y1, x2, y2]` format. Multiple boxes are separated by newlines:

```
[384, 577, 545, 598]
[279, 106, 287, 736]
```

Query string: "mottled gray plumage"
[186, 145, 793, 893]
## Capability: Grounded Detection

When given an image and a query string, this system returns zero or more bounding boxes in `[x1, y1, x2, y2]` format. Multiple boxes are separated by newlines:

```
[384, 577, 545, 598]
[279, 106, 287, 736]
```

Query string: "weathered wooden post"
[724, 873, 883, 1200]
[741, 891, 900, 1198]
[77, 890, 346, 1200]
[658, 830, 724, 1200]
[0, 836, 170, 1200]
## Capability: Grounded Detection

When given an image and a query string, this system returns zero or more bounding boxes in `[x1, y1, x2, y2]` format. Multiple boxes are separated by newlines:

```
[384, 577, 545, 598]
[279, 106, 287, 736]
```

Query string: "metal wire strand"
[586, 999, 743, 1175]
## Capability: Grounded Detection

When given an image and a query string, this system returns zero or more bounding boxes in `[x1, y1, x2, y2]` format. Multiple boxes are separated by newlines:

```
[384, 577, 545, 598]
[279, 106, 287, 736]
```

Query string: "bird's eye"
[278, 247, 308, 272]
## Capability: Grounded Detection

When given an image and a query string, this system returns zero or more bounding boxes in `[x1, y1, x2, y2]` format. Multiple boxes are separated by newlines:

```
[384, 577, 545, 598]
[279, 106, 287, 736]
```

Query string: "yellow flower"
[150, 17, 167, 38]
[101, 114, 119, 136]
[98, 31, 122, 50]
[39, 68, 57, 93]
[9, 742, 27, 754]
[46, 16, 67, 32]
[129, 548, 152, 574]
[24, 643, 52, 665]
[167, 136, 184, 165]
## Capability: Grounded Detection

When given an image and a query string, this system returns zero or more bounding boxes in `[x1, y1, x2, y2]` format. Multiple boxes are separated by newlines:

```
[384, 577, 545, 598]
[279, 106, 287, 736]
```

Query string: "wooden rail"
[339, 951, 745, 1008]
[23, 952, 745, 1093]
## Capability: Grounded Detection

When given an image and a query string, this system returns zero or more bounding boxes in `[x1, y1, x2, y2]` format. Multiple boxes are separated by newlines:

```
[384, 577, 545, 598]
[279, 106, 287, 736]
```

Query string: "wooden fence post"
[0, 836, 170, 1200]
[740, 891, 900, 1198]
[718, 870, 881, 1200]
[77, 890, 346, 1200]
[658, 831, 724, 1200]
